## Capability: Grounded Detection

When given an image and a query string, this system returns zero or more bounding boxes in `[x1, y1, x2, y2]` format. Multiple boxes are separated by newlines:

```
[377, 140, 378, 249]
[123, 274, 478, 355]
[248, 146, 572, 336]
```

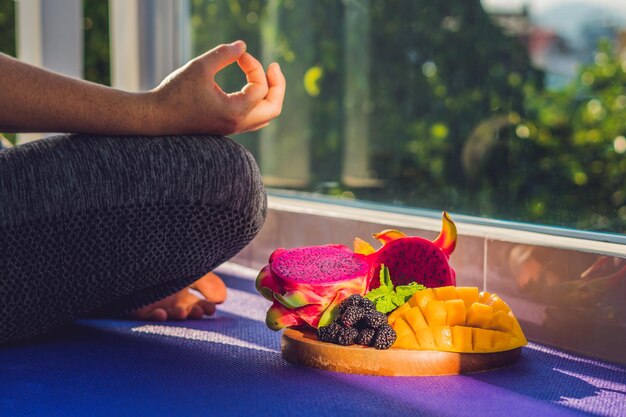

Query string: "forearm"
[0, 53, 157, 135]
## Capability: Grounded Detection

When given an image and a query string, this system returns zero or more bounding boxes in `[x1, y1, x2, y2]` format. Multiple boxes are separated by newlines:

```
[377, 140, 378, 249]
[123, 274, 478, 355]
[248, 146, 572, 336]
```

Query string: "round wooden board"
[281, 329, 522, 376]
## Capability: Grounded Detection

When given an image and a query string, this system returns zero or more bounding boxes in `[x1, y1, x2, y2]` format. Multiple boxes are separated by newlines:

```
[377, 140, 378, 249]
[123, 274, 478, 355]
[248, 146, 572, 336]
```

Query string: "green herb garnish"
[364, 265, 426, 314]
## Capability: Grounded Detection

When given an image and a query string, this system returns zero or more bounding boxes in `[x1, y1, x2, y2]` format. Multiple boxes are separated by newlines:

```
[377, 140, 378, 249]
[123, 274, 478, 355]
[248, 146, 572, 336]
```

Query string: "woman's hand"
[149, 40, 286, 136]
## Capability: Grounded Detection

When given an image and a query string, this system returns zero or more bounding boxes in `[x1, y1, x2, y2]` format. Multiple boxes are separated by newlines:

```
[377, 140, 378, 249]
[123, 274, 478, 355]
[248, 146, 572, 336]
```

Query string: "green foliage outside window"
[189, 0, 626, 233]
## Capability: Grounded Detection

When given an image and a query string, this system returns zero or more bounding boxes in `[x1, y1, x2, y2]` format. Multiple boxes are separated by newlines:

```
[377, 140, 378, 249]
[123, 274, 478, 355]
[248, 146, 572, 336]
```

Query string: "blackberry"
[317, 322, 341, 343]
[336, 327, 359, 346]
[355, 328, 376, 347]
[360, 297, 375, 312]
[360, 311, 388, 329]
[372, 325, 397, 350]
[338, 294, 364, 315]
[339, 306, 366, 327]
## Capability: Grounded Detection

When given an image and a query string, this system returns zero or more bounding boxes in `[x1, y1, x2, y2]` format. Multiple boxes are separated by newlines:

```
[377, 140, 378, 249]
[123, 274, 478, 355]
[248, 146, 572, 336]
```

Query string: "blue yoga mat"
[1, 269, 625, 417]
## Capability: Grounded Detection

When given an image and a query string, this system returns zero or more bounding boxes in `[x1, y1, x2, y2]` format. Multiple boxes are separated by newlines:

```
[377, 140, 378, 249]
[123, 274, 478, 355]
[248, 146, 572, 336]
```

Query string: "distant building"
[487, 6, 578, 88]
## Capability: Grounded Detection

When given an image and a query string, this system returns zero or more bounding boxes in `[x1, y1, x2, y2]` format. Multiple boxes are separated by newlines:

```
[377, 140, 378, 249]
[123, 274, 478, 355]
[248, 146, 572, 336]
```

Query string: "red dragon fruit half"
[256, 212, 457, 331]
[355, 211, 457, 289]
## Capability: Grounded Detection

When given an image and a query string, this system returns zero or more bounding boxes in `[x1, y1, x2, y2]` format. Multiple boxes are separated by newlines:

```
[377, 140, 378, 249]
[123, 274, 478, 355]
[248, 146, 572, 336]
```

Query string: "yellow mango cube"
[391, 317, 420, 350]
[388, 302, 411, 325]
[478, 291, 492, 303]
[405, 306, 429, 332]
[412, 288, 434, 314]
[451, 326, 473, 352]
[487, 310, 514, 333]
[426, 300, 447, 326]
[433, 286, 458, 301]
[445, 299, 467, 326]
[472, 328, 496, 352]
[492, 331, 512, 351]
[455, 287, 479, 308]
[511, 318, 528, 345]
[481, 293, 511, 313]
[466, 302, 494, 328]
[415, 327, 436, 349]
[432, 325, 453, 350]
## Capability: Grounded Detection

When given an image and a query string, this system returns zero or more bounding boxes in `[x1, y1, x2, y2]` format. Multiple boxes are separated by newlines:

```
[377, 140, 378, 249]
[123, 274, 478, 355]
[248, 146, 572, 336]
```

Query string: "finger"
[239, 99, 281, 129]
[197, 40, 246, 76]
[238, 52, 269, 100]
[228, 55, 269, 110]
[266, 62, 286, 107]
[236, 63, 286, 129]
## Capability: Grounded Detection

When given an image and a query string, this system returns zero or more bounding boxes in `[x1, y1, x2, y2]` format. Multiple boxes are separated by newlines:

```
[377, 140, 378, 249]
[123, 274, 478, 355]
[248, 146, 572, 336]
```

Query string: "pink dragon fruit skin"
[256, 245, 370, 330]
[256, 212, 458, 331]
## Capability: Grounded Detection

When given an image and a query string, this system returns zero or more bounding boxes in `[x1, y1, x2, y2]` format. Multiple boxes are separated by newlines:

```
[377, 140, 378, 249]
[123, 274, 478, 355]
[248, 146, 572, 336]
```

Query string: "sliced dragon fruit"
[256, 245, 370, 330]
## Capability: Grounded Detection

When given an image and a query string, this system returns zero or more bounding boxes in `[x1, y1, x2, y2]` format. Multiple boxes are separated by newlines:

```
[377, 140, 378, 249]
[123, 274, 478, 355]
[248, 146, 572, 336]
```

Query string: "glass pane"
[0, 0, 15, 57]
[197, 0, 625, 234]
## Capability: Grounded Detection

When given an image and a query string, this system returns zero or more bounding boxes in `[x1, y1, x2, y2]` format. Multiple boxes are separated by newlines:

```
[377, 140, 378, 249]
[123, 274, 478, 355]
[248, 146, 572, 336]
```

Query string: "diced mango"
[481, 293, 511, 313]
[487, 310, 514, 333]
[451, 326, 473, 352]
[405, 306, 429, 332]
[455, 287, 479, 308]
[391, 317, 420, 350]
[432, 325, 453, 350]
[425, 300, 447, 326]
[414, 327, 436, 349]
[466, 302, 493, 328]
[380, 286, 526, 354]
[445, 299, 466, 326]
[472, 327, 496, 352]
[412, 288, 434, 314]
[388, 302, 411, 325]
[433, 286, 458, 301]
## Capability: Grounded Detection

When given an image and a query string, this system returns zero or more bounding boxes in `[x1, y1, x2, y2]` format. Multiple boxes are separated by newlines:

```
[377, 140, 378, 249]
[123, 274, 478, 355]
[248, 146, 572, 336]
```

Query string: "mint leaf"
[364, 286, 389, 301]
[391, 292, 406, 308]
[364, 265, 426, 314]
[375, 295, 396, 314]
[396, 282, 426, 299]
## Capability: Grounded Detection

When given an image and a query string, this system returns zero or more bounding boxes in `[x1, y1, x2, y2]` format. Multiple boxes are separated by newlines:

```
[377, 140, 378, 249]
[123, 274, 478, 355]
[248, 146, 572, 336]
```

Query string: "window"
[191, 0, 626, 235]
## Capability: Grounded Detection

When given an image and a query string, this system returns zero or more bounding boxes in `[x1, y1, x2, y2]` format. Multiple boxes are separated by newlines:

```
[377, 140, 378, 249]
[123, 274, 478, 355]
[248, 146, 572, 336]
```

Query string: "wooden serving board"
[281, 329, 522, 376]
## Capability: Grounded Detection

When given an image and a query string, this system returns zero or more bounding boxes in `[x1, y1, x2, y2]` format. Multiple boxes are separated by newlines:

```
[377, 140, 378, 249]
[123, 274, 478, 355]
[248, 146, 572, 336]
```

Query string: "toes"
[148, 308, 168, 322]
[197, 300, 217, 316]
[189, 305, 204, 319]
[167, 305, 188, 321]
[192, 272, 227, 304]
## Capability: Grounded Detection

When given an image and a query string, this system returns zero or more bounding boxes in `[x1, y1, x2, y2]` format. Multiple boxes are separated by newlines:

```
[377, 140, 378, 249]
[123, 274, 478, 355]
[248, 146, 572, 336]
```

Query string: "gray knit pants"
[0, 134, 266, 344]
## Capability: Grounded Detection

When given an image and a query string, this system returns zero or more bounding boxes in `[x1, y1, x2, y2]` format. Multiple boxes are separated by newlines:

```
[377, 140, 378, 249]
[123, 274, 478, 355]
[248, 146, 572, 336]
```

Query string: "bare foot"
[130, 272, 227, 321]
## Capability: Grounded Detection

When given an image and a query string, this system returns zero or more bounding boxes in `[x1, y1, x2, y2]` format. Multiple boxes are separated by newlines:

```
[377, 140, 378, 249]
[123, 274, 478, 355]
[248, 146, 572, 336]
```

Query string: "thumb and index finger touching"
[198, 40, 275, 110]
